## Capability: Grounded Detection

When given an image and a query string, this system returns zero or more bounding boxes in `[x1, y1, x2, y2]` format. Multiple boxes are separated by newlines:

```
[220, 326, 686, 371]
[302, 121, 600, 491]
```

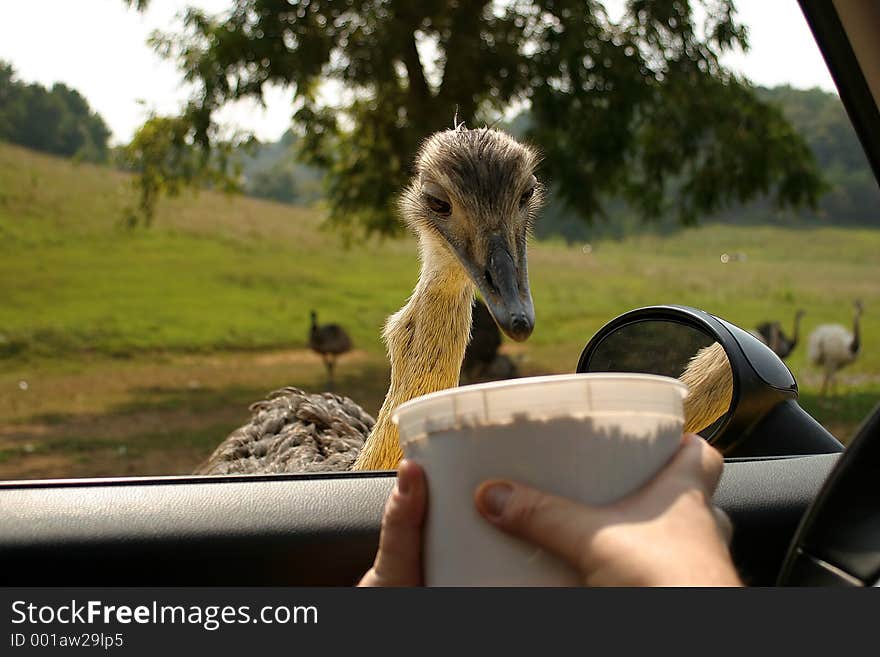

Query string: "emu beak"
[475, 235, 535, 342]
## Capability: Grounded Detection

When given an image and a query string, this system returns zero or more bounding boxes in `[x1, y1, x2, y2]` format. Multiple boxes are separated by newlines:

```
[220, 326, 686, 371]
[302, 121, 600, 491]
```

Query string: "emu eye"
[519, 186, 535, 208]
[424, 194, 452, 216]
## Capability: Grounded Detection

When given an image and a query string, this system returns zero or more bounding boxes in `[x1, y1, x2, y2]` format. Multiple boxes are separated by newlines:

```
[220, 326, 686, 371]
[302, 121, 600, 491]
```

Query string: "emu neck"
[681, 342, 733, 435]
[791, 313, 802, 347]
[352, 241, 474, 471]
[852, 309, 862, 355]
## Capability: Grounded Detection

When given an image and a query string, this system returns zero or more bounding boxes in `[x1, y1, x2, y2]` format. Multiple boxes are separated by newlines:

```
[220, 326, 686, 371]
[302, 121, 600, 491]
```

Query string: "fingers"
[694, 434, 725, 493]
[679, 433, 724, 493]
[640, 436, 733, 548]
[474, 479, 603, 570]
[472, 434, 729, 576]
[358, 459, 426, 587]
[643, 433, 724, 501]
[712, 506, 734, 545]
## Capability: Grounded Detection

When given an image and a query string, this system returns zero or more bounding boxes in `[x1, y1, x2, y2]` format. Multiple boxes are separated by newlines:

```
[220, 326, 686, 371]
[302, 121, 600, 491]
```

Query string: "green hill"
[1, 140, 878, 370]
[0, 141, 418, 358]
[0, 142, 877, 477]
[738, 85, 880, 227]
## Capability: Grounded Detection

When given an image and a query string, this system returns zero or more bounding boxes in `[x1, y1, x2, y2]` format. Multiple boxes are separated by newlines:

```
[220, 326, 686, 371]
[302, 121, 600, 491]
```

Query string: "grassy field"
[0, 142, 878, 479]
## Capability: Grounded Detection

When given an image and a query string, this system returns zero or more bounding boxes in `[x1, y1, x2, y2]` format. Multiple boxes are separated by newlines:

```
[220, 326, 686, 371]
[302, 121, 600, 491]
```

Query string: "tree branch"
[402, 29, 431, 103]
[437, 0, 490, 122]
[390, 2, 432, 123]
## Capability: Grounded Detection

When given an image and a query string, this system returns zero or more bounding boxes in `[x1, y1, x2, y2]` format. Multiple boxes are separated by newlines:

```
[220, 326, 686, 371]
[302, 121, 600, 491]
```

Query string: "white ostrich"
[807, 300, 864, 396]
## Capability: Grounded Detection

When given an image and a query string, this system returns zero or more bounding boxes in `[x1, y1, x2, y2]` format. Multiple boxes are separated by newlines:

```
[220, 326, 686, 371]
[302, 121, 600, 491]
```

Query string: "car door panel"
[0, 455, 839, 586]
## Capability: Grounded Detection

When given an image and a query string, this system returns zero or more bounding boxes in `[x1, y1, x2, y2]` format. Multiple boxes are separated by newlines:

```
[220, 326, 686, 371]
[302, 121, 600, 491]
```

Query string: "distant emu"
[754, 309, 805, 360]
[461, 298, 502, 381]
[309, 310, 352, 389]
[461, 298, 520, 383]
[808, 300, 863, 397]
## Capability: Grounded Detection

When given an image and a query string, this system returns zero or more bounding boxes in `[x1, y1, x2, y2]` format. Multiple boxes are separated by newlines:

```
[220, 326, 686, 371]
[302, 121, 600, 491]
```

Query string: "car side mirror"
[576, 305, 844, 457]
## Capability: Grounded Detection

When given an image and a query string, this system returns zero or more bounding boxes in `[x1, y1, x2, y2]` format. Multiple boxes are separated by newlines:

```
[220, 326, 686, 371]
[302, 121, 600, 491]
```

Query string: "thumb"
[358, 460, 426, 586]
[474, 480, 604, 571]
[629, 433, 724, 505]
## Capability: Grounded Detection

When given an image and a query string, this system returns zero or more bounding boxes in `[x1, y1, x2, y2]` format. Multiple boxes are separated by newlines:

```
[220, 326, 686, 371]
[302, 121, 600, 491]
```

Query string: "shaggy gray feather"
[194, 387, 375, 475]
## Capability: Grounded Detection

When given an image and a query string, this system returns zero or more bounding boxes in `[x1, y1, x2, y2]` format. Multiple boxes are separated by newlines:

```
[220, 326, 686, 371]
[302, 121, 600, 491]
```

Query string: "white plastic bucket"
[393, 373, 689, 586]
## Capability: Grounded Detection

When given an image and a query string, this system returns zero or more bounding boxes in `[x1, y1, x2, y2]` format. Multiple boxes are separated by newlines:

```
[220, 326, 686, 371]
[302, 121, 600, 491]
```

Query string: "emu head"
[399, 127, 542, 341]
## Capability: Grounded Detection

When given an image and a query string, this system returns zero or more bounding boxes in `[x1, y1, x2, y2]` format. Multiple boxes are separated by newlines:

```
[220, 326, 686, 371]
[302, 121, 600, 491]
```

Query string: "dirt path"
[0, 348, 386, 480]
[0, 347, 874, 480]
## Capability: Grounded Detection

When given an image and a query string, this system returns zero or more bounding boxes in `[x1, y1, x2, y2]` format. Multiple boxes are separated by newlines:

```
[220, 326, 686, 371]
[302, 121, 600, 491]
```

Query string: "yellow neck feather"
[352, 238, 474, 471]
[681, 342, 733, 435]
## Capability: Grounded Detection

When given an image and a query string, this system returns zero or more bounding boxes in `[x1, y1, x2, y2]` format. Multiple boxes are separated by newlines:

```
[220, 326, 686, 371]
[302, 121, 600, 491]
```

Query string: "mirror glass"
[581, 320, 733, 439]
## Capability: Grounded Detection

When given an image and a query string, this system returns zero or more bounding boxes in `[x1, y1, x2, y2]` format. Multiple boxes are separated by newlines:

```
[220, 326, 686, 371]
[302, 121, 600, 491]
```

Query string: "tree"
[125, 0, 823, 234]
[747, 86, 878, 226]
[250, 164, 300, 204]
[119, 113, 245, 227]
[0, 61, 111, 162]
[239, 129, 323, 204]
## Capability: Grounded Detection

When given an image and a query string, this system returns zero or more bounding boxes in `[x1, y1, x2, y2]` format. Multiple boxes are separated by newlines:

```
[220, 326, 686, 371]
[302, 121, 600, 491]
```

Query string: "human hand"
[359, 435, 740, 587]
[473, 433, 741, 586]
[358, 459, 427, 587]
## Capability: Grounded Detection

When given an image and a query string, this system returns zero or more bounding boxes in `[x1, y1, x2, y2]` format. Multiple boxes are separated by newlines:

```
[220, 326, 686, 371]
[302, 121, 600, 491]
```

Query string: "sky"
[0, 0, 837, 146]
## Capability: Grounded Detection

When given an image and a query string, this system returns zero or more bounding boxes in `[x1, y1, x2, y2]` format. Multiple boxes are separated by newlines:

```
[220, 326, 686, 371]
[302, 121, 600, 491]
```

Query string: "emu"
[195, 127, 541, 475]
[754, 309, 805, 360]
[679, 342, 733, 435]
[308, 310, 352, 389]
[461, 298, 522, 384]
[808, 300, 864, 396]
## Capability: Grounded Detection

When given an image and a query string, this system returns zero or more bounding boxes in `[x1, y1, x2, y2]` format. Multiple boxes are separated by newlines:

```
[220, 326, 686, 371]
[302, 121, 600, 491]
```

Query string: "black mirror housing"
[577, 305, 844, 457]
